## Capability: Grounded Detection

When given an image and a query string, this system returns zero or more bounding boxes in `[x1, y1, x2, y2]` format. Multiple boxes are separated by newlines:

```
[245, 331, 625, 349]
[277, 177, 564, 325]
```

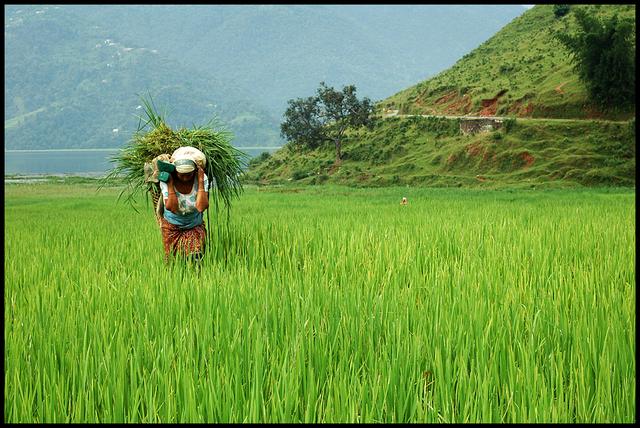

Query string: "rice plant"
[99, 94, 248, 214]
[4, 183, 635, 423]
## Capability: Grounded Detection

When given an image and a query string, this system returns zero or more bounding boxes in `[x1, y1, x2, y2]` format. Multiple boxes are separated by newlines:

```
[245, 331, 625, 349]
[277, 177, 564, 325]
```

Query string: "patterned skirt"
[160, 218, 206, 261]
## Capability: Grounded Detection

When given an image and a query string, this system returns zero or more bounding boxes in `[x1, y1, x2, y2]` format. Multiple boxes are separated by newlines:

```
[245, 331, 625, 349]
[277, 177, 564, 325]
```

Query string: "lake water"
[4, 147, 281, 176]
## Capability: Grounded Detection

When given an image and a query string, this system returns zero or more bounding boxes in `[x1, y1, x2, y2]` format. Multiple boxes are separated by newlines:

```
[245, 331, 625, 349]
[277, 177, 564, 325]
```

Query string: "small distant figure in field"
[401, 197, 408, 206]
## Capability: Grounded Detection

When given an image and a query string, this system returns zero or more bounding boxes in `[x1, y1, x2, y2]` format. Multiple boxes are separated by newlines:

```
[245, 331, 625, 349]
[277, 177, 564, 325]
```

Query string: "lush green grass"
[4, 182, 635, 423]
[247, 116, 635, 188]
[380, 4, 635, 120]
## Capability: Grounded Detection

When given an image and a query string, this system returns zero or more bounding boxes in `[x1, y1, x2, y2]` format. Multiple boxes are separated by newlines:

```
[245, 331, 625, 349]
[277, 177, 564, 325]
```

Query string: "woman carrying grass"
[159, 154, 210, 263]
[100, 96, 247, 264]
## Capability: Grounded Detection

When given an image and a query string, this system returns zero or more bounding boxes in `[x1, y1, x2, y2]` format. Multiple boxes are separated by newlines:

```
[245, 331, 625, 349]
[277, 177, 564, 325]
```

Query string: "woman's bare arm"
[195, 166, 209, 213]
[165, 174, 179, 213]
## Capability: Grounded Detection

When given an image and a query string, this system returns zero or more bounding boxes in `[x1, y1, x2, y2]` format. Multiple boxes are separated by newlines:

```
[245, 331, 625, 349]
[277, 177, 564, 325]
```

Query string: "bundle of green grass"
[101, 97, 248, 217]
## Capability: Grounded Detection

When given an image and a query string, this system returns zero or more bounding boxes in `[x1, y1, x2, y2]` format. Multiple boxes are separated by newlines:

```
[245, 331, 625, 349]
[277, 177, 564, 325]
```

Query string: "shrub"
[503, 117, 517, 133]
[553, 4, 571, 18]
[247, 151, 272, 169]
[291, 169, 309, 180]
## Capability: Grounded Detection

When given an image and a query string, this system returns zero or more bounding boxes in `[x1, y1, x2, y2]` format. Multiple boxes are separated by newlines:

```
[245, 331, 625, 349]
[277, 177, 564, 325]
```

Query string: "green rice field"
[4, 182, 636, 423]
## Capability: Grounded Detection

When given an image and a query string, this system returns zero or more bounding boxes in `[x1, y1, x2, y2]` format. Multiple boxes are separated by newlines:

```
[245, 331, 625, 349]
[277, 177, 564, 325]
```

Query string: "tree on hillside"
[554, 8, 635, 109]
[553, 5, 571, 18]
[281, 82, 375, 163]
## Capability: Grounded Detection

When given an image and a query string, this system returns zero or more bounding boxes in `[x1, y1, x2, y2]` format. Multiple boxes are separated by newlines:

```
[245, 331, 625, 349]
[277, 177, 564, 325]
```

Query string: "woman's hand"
[197, 165, 205, 183]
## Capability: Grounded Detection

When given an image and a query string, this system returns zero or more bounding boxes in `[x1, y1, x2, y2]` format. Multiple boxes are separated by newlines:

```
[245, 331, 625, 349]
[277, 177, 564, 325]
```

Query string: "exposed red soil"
[478, 99, 498, 116]
[507, 100, 534, 116]
[506, 99, 535, 117]
[444, 94, 472, 115]
[478, 89, 508, 116]
[413, 90, 427, 108]
[466, 142, 484, 157]
[466, 142, 494, 165]
[555, 81, 568, 94]
[435, 90, 458, 105]
[520, 151, 535, 168]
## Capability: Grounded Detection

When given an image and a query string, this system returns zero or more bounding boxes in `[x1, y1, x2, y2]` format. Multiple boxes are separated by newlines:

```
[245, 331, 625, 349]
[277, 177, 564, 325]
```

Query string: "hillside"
[246, 5, 636, 188]
[245, 117, 635, 188]
[379, 4, 636, 121]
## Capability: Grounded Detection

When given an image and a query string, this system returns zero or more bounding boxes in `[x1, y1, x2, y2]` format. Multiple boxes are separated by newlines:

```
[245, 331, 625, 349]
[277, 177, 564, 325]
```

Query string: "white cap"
[174, 158, 196, 173]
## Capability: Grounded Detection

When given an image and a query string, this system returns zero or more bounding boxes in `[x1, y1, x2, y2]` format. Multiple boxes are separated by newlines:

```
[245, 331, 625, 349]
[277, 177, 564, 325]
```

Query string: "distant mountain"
[55, 5, 527, 112]
[4, 4, 526, 150]
[4, 5, 282, 150]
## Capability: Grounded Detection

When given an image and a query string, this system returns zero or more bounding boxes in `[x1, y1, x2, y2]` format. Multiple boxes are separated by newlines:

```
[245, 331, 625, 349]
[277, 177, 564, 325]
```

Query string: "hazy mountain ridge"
[55, 5, 526, 112]
[4, 5, 526, 150]
[5, 5, 282, 150]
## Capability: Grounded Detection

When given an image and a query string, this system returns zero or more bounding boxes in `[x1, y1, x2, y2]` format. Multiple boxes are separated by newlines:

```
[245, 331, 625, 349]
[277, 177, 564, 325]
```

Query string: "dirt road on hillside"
[381, 113, 629, 123]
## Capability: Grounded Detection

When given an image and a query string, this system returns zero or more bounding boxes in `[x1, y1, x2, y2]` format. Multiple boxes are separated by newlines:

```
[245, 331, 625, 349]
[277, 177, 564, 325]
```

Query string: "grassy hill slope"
[246, 5, 635, 188]
[379, 4, 635, 120]
[245, 116, 635, 188]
